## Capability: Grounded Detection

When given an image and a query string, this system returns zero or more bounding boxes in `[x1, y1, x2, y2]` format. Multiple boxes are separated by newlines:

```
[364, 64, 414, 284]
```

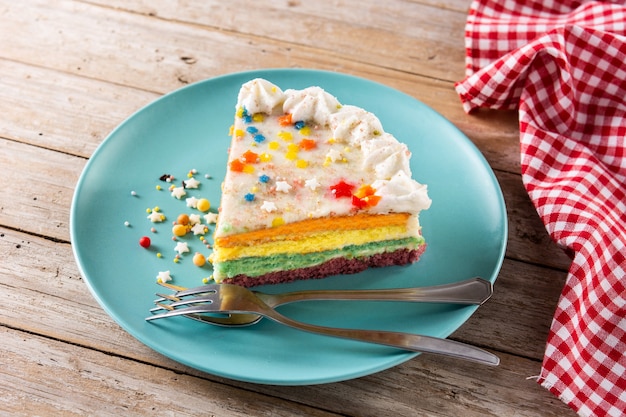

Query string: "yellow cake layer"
[215, 212, 411, 247]
[212, 225, 412, 262]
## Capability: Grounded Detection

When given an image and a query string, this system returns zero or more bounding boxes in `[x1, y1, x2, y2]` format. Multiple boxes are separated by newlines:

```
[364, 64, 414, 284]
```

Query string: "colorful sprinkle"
[244, 193, 255, 202]
[259, 174, 270, 183]
[330, 180, 355, 198]
[197, 198, 211, 212]
[242, 150, 259, 163]
[139, 236, 151, 248]
[193, 252, 206, 267]
[299, 139, 316, 150]
[277, 131, 293, 142]
[278, 113, 292, 126]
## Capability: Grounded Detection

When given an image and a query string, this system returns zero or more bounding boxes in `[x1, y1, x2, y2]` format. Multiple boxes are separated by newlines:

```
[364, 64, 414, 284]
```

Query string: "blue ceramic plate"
[71, 69, 506, 385]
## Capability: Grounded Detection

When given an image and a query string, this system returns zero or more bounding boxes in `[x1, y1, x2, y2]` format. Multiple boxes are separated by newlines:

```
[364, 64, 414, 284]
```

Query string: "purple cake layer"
[222, 246, 426, 287]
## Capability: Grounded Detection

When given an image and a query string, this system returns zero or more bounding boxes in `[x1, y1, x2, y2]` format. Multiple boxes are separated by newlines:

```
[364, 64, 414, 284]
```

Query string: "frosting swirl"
[283, 87, 341, 126]
[237, 78, 284, 115]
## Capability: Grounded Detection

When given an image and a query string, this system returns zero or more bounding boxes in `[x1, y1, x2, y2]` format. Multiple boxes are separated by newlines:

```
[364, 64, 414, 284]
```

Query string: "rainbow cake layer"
[211, 79, 431, 287]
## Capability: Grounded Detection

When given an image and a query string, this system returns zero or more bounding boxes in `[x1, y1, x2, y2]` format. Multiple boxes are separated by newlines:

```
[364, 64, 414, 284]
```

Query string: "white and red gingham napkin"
[455, 1, 626, 416]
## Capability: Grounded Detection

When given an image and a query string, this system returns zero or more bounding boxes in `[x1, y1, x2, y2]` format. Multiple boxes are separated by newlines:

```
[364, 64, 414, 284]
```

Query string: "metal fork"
[151, 277, 493, 326]
[146, 280, 499, 366]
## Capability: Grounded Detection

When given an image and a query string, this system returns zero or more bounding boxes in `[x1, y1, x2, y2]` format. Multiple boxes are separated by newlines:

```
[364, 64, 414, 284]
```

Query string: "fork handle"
[264, 309, 499, 366]
[265, 277, 493, 307]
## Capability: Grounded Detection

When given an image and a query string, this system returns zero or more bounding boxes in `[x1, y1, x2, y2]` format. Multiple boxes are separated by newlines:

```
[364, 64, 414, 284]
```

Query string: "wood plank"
[233, 352, 576, 417]
[452, 257, 567, 360]
[0, 59, 158, 158]
[495, 170, 572, 270]
[0, 326, 339, 417]
[72, 0, 470, 82]
[0, 138, 83, 242]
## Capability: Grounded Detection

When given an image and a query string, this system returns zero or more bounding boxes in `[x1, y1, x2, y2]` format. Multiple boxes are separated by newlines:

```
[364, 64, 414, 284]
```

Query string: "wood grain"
[0, 0, 578, 415]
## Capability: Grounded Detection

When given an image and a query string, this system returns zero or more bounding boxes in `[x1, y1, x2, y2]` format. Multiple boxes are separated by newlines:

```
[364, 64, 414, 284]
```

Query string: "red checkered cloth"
[455, 1, 626, 416]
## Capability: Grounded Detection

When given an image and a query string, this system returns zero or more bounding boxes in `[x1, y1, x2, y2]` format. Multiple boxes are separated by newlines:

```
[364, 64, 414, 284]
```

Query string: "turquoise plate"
[71, 69, 507, 385]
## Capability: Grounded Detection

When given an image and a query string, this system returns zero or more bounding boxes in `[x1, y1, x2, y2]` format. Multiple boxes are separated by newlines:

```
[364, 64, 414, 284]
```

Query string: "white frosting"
[328, 105, 384, 146]
[237, 78, 284, 115]
[371, 171, 431, 214]
[218, 79, 431, 236]
[283, 87, 341, 126]
[360, 133, 412, 179]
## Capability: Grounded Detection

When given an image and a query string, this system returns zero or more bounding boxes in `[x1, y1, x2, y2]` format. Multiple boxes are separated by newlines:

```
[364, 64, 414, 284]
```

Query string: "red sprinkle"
[330, 180, 355, 198]
[139, 236, 151, 248]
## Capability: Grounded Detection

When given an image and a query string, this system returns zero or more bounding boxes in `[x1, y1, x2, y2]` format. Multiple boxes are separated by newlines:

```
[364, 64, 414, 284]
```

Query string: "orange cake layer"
[215, 212, 410, 248]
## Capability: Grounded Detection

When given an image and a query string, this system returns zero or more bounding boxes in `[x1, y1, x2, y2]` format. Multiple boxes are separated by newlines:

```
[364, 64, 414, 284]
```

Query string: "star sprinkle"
[156, 270, 172, 283]
[191, 223, 208, 236]
[147, 211, 166, 222]
[326, 149, 342, 162]
[188, 213, 202, 225]
[183, 177, 200, 189]
[305, 177, 321, 191]
[275, 180, 292, 193]
[185, 196, 199, 208]
[174, 241, 190, 255]
[261, 201, 277, 213]
[171, 186, 187, 199]
[204, 212, 218, 224]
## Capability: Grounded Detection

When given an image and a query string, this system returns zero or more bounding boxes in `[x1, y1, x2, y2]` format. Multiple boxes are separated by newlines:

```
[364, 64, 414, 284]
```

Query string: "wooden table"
[1, 1, 578, 415]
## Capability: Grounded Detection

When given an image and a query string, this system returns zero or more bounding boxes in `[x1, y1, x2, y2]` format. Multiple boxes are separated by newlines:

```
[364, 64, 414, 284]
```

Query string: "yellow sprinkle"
[259, 152, 272, 162]
[251, 186, 259, 193]
[300, 126, 311, 136]
[285, 151, 298, 160]
[154, 206, 160, 212]
[229, 125, 234, 135]
[197, 198, 211, 212]
[155, 185, 162, 191]
[146, 208, 152, 213]
[323, 157, 332, 167]
[252, 114, 264, 122]
[287, 143, 299, 152]
[242, 164, 255, 174]
[278, 131, 293, 142]
[173, 258, 179, 263]
[342, 157, 348, 163]
[344, 147, 351, 153]
[296, 159, 309, 168]
[235, 129, 245, 137]
[272, 217, 285, 227]
[157, 253, 162, 258]
[328, 138, 336, 144]
[236, 107, 244, 117]
[202, 277, 209, 284]
[268, 141, 280, 150]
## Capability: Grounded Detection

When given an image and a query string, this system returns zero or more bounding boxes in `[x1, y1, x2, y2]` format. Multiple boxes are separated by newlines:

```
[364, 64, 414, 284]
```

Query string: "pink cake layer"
[222, 246, 426, 287]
